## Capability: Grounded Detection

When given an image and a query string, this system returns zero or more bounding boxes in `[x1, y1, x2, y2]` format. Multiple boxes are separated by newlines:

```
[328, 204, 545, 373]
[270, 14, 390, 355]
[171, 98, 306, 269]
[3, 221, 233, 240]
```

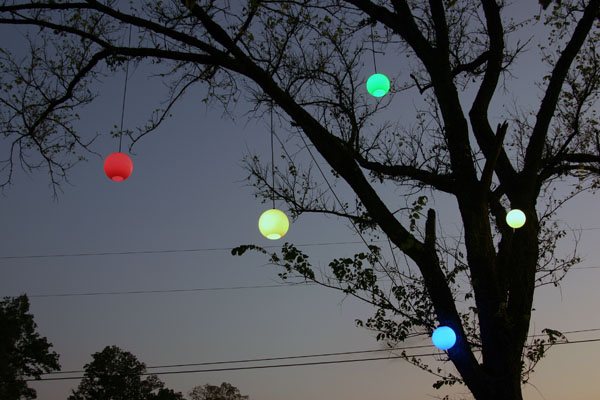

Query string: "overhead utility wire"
[16, 263, 600, 299]
[0, 241, 366, 261]
[27, 338, 600, 383]
[25, 282, 314, 298]
[4, 226, 600, 262]
[9, 261, 600, 299]
[48, 342, 436, 375]
[27, 352, 440, 382]
[42, 329, 600, 376]
[531, 328, 600, 336]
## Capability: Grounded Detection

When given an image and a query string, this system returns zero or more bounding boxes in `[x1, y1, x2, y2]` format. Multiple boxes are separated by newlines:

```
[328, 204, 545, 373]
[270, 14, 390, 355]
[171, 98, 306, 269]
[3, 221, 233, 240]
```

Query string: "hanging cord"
[297, 132, 382, 264]
[294, 129, 427, 320]
[370, 24, 377, 72]
[270, 103, 276, 209]
[118, 24, 133, 152]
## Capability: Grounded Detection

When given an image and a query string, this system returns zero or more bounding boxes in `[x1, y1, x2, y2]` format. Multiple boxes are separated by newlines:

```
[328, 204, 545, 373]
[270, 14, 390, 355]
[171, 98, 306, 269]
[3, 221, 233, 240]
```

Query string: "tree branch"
[353, 153, 456, 194]
[468, 0, 517, 189]
[410, 50, 491, 94]
[428, 0, 450, 57]
[522, 0, 600, 185]
[538, 153, 600, 182]
[480, 121, 509, 190]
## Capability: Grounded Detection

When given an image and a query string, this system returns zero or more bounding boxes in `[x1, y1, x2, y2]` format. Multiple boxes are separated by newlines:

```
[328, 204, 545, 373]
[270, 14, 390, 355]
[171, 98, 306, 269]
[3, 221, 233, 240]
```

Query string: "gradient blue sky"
[1, 2, 599, 399]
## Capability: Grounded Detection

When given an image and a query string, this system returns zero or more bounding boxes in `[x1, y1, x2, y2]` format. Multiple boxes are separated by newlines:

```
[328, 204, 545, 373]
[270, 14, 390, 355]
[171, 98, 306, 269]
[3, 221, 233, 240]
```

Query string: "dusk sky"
[1, 2, 599, 399]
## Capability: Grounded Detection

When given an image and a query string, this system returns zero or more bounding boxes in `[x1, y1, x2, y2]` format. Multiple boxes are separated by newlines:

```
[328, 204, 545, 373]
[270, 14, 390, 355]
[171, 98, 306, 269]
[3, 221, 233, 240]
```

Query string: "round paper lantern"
[506, 209, 526, 229]
[258, 208, 289, 240]
[432, 326, 457, 350]
[366, 73, 391, 97]
[103, 152, 133, 182]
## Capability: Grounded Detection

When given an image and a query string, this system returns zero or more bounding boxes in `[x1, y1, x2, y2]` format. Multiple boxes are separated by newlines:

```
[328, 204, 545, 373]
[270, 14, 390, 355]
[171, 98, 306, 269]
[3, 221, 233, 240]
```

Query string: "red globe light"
[103, 152, 133, 182]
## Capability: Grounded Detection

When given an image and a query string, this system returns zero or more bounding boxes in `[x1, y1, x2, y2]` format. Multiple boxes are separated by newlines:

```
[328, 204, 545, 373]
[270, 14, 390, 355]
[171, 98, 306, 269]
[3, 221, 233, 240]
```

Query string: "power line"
[0, 241, 366, 261]
[26, 352, 440, 382]
[576, 227, 600, 231]
[531, 328, 600, 336]
[27, 337, 600, 383]
[23, 282, 313, 298]
[47, 342, 435, 375]
[43, 328, 600, 376]
[3, 226, 600, 261]
[552, 338, 600, 345]
[9, 261, 599, 299]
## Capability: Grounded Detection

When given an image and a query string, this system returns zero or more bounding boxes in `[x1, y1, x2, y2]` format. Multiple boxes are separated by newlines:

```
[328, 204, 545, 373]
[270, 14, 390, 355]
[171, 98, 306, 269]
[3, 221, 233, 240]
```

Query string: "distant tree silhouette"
[0, 295, 60, 400]
[153, 388, 186, 400]
[189, 382, 249, 400]
[68, 345, 183, 400]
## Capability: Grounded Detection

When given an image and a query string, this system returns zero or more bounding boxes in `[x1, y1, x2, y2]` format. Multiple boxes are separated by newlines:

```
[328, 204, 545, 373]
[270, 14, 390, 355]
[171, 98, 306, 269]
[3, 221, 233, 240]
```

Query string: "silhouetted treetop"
[0, 295, 60, 400]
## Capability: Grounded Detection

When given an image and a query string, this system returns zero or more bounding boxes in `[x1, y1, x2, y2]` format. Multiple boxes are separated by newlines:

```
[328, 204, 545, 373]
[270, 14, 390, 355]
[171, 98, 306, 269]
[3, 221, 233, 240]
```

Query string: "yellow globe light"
[506, 209, 526, 229]
[258, 209, 289, 240]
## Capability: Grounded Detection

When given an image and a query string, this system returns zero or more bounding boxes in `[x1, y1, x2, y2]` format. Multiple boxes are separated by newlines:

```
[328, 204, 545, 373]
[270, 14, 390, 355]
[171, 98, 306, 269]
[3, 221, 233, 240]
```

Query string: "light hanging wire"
[118, 24, 133, 152]
[257, 101, 289, 240]
[103, 24, 134, 182]
[270, 103, 276, 209]
[370, 24, 378, 73]
[366, 22, 390, 98]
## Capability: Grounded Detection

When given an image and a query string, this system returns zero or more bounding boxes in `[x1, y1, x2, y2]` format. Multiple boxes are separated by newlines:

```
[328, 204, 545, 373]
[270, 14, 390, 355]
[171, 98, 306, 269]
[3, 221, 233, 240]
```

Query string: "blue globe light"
[432, 326, 457, 350]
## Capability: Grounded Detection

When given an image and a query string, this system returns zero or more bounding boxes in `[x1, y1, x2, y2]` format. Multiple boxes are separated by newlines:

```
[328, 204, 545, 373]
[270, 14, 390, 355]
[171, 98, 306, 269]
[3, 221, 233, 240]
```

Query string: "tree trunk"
[454, 196, 535, 400]
[457, 369, 523, 400]
[482, 374, 523, 400]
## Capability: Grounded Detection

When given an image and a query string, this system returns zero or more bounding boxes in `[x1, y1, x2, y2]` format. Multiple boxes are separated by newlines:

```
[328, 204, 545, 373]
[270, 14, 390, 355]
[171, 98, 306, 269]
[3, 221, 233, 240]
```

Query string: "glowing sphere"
[432, 326, 457, 350]
[103, 152, 133, 182]
[258, 209, 289, 240]
[506, 209, 526, 229]
[366, 73, 391, 97]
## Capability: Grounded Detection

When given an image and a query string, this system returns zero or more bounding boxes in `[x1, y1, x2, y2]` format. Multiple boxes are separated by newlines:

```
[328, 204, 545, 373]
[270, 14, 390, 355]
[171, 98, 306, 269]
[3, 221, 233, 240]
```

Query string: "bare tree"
[0, 1, 598, 399]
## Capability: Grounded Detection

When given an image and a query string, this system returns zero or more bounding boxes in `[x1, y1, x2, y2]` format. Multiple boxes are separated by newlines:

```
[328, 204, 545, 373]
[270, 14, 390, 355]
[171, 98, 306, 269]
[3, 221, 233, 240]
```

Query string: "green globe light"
[506, 209, 526, 229]
[366, 73, 391, 97]
[258, 208, 289, 240]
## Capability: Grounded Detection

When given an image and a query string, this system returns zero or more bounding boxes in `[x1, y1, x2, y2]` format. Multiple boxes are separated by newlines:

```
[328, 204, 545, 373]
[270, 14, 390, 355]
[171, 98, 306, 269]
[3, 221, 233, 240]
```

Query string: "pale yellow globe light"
[506, 209, 526, 229]
[258, 208, 289, 240]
